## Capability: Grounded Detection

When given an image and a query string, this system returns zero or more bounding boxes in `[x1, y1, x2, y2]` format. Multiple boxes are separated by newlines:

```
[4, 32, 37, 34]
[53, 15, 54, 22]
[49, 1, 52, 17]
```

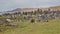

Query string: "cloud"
[0, 0, 60, 11]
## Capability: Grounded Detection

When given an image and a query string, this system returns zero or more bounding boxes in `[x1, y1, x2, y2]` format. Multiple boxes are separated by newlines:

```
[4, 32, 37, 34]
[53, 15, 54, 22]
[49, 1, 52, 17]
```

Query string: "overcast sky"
[0, 0, 60, 11]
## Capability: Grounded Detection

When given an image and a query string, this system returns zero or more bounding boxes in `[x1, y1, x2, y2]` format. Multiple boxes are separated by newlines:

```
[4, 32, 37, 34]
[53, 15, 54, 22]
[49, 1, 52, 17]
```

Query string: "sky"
[0, 0, 60, 12]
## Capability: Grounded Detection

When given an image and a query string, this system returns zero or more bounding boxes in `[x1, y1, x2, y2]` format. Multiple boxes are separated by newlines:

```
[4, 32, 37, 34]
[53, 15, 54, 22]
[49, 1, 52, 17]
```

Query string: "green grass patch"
[0, 20, 60, 34]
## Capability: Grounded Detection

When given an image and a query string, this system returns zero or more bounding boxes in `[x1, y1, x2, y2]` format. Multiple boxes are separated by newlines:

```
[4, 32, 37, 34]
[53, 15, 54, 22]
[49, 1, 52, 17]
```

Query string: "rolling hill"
[0, 5, 60, 34]
[50, 6, 60, 11]
[10, 6, 60, 12]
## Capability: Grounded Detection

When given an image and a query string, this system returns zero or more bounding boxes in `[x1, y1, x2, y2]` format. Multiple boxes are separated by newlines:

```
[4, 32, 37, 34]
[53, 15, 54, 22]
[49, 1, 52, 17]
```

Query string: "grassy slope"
[0, 19, 60, 34]
[0, 6, 60, 34]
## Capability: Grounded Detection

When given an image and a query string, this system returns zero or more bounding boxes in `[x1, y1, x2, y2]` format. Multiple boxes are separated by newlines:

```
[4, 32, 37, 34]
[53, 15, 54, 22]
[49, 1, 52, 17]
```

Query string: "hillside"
[50, 6, 60, 9]
[49, 6, 60, 11]
[11, 8, 38, 12]
[11, 6, 60, 12]
[0, 6, 60, 34]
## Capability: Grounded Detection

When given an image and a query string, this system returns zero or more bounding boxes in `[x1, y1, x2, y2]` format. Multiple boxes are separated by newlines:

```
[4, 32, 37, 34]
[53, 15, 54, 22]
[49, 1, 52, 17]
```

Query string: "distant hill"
[5, 5, 60, 13]
[50, 6, 60, 9]
[11, 8, 38, 12]
[50, 6, 60, 11]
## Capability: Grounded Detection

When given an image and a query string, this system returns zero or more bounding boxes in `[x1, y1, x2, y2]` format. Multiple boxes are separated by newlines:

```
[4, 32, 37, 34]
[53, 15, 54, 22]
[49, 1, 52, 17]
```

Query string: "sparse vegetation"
[0, 8, 60, 34]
